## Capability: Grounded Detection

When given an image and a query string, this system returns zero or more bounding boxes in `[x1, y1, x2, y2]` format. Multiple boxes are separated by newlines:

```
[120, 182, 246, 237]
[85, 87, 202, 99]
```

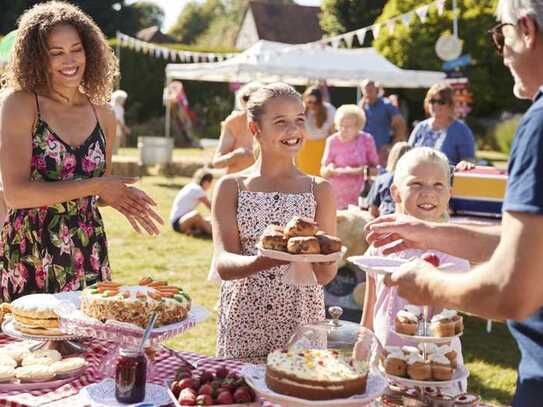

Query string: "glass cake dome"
[287, 306, 379, 366]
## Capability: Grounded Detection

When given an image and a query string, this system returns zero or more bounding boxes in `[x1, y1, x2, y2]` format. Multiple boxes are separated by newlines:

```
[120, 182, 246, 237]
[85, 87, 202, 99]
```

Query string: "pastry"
[287, 236, 320, 254]
[265, 349, 368, 400]
[427, 393, 455, 407]
[381, 346, 402, 362]
[406, 354, 432, 381]
[284, 217, 318, 237]
[15, 365, 55, 382]
[402, 388, 428, 407]
[315, 234, 342, 254]
[403, 305, 423, 320]
[454, 394, 480, 406]
[384, 351, 407, 377]
[9, 294, 62, 335]
[418, 343, 438, 355]
[401, 346, 420, 356]
[0, 354, 17, 368]
[430, 310, 457, 337]
[429, 354, 454, 381]
[434, 345, 457, 368]
[395, 310, 419, 335]
[21, 349, 62, 366]
[81, 277, 191, 328]
[0, 365, 15, 383]
[260, 225, 288, 251]
[0, 343, 29, 363]
[52, 357, 87, 376]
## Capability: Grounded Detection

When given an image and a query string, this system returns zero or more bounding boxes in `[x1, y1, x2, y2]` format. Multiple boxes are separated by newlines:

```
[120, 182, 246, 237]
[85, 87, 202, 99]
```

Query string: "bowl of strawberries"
[168, 365, 258, 406]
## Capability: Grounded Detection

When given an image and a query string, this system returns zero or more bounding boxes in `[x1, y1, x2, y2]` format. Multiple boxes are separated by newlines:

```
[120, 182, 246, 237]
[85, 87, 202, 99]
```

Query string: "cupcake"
[453, 313, 464, 334]
[395, 310, 419, 335]
[401, 346, 420, 357]
[381, 346, 402, 363]
[403, 305, 423, 320]
[384, 351, 408, 377]
[427, 393, 455, 407]
[429, 354, 454, 381]
[418, 342, 438, 356]
[430, 310, 456, 337]
[435, 344, 457, 368]
[454, 394, 480, 406]
[406, 353, 432, 381]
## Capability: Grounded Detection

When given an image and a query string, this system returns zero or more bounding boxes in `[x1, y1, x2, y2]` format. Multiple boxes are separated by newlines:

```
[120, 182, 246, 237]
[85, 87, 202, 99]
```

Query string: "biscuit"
[0, 355, 17, 368]
[16, 365, 56, 382]
[284, 217, 318, 237]
[22, 349, 62, 366]
[0, 365, 15, 382]
[0, 343, 30, 363]
[51, 357, 87, 375]
[287, 236, 321, 254]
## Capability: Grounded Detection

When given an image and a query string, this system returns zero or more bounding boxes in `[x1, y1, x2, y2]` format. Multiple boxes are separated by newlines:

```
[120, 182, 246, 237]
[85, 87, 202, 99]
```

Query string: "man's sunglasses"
[488, 22, 515, 55]
[429, 98, 448, 105]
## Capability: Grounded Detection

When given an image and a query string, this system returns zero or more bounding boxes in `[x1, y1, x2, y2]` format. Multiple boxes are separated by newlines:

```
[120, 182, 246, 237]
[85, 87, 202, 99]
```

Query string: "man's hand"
[384, 259, 436, 305]
[364, 214, 433, 254]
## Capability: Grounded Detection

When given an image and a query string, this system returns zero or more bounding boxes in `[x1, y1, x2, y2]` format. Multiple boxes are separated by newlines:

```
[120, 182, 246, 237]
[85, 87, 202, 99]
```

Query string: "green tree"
[320, 0, 387, 38]
[168, 0, 224, 44]
[132, 1, 165, 29]
[373, 0, 526, 117]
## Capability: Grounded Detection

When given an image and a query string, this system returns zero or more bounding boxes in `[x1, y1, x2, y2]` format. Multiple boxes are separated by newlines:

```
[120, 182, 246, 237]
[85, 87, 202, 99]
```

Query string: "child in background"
[367, 142, 412, 218]
[170, 169, 213, 237]
[361, 147, 468, 368]
[212, 83, 337, 362]
[321, 105, 379, 210]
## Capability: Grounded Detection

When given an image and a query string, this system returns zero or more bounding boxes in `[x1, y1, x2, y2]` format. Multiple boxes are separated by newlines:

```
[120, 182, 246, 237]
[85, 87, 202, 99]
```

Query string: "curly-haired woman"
[0, 1, 163, 301]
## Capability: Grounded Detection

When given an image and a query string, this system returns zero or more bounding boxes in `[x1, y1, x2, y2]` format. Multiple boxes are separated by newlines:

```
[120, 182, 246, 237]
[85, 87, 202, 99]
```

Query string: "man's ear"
[520, 15, 539, 49]
[391, 183, 401, 204]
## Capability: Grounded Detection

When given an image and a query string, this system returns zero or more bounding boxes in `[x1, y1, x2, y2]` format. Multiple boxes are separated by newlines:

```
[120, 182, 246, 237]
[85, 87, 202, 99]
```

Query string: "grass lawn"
[102, 176, 518, 406]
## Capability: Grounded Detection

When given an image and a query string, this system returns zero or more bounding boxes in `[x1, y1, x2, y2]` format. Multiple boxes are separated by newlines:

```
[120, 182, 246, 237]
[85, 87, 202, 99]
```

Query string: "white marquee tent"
[165, 40, 445, 89]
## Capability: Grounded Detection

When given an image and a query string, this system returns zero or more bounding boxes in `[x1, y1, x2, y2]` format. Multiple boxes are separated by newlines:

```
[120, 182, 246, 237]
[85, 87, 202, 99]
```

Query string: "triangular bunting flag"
[356, 28, 367, 45]
[416, 5, 430, 23]
[371, 24, 381, 39]
[161, 48, 169, 59]
[344, 33, 355, 48]
[436, 0, 446, 16]
[387, 20, 396, 35]
[402, 13, 412, 27]
[330, 37, 341, 48]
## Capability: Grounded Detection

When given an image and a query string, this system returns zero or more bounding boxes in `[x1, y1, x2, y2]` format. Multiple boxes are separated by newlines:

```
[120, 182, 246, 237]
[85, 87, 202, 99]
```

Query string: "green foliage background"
[320, 0, 386, 37]
[373, 0, 528, 118]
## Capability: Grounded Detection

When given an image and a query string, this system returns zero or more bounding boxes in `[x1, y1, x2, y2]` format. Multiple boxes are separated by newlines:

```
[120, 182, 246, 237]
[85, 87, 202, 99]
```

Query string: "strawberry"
[196, 394, 213, 405]
[179, 388, 197, 405]
[216, 390, 234, 405]
[199, 370, 214, 384]
[170, 381, 181, 398]
[215, 366, 229, 378]
[179, 378, 196, 391]
[422, 253, 440, 267]
[198, 383, 213, 396]
[233, 386, 253, 403]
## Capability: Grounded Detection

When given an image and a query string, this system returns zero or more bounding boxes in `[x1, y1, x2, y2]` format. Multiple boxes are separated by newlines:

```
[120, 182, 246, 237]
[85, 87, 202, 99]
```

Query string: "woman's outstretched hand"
[98, 177, 164, 235]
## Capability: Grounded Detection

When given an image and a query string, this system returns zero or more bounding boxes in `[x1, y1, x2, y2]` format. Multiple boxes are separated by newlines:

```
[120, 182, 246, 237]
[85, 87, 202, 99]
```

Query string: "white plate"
[347, 256, 406, 275]
[392, 329, 463, 344]
[258, 245, 346, 263]
[81, 378, 170, 407]
[381, 364, 469, 387]
[241, 364, 387, 407]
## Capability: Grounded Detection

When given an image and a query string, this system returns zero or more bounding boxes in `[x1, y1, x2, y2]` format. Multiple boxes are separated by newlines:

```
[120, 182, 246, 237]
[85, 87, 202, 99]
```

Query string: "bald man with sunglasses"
[364, 1, 543, 405]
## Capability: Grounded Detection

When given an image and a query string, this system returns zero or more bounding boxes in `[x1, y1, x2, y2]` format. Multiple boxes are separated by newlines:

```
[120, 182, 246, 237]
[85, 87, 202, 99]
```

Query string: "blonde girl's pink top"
[321, 131, 379, 209]
[365, 246, 469, 367]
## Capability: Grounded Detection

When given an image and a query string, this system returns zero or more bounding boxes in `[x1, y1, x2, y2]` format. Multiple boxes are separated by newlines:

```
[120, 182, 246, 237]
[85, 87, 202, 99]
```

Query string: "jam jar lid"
[287, 306, 369, 353]
[119, 347, 145, 357]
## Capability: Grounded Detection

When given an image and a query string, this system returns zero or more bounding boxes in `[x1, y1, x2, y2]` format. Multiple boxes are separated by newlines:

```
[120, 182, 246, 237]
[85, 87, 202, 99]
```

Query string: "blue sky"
[128, 0, 322, 32]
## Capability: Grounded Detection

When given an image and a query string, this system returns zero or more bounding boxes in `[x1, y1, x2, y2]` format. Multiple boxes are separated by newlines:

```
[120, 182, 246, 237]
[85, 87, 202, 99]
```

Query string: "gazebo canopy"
[166, 40, 444, 88]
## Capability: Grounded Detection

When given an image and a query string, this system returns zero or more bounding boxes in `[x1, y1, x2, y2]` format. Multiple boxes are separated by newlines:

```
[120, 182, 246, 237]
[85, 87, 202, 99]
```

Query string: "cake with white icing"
[80, 277, 191, 328]
[8, 294, 63, 336]
[265, 349, 368, 400]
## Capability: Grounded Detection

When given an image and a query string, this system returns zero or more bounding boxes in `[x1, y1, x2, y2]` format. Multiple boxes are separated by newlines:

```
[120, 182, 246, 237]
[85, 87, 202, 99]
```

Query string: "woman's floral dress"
[0, 95, 111, 302]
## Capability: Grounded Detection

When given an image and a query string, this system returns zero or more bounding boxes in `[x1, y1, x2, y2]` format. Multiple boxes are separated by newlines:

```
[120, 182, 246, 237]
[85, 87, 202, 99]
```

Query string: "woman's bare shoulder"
[0, 89, 36, 124]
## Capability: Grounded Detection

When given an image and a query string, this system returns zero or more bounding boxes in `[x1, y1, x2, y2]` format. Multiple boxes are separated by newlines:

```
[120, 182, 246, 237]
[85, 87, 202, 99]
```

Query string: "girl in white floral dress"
[212, 83, 338, 363]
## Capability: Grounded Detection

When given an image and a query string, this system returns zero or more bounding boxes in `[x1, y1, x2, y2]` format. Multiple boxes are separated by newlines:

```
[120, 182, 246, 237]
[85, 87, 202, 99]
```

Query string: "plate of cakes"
[241, 349, 387, 407]
[393, 306, 464, 343]
[380, 343, 469, 387]
[1, 293, 83, 340]
[0, 342, 88, 390]
[258, 217, 346, 263]
[57, 277, 208, 345]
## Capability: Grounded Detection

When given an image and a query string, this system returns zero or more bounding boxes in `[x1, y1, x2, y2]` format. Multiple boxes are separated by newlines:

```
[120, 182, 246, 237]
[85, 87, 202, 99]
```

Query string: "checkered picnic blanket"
[0, 335, 281, 407]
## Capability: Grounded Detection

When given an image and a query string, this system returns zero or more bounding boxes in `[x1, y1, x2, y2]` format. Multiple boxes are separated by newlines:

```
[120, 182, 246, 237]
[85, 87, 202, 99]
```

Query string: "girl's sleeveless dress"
[0, 94, 111, 302]
[216, 178, 325, 363]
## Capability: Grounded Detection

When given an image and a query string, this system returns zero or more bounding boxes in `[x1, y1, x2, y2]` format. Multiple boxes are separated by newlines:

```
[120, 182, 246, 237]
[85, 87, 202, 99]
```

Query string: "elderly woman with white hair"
[321, 104, 379, 209]
[110, 89, 131, 153]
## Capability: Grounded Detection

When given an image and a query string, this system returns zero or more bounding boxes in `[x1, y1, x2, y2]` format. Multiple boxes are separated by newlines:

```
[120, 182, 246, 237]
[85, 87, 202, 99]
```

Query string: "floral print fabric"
[0, 104, 111, 302]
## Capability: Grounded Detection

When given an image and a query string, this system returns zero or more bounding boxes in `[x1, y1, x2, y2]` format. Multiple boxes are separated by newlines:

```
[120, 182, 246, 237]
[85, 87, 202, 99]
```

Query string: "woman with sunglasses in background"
[408, 83, 475, 166]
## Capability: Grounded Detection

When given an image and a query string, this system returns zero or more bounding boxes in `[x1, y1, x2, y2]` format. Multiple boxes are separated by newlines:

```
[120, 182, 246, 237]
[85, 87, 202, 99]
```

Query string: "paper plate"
[258, 245, 346, 263]
[347, 256, 406, 275]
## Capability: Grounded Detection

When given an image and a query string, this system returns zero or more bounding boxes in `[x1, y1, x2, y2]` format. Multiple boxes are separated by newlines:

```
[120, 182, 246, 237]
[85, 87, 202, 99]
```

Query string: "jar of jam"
[115, 347, 147, 403]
